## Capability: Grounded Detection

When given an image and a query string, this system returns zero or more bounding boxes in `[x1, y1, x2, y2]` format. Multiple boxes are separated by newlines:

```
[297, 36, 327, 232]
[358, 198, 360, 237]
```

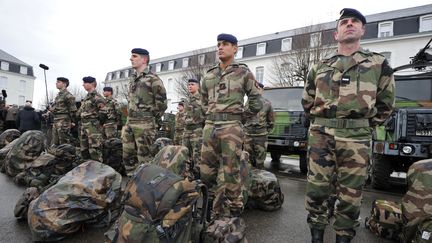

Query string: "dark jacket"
[16, 106, 41, 133]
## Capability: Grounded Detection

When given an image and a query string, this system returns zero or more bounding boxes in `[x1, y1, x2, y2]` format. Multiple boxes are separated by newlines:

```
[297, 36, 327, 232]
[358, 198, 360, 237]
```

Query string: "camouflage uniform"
[122, 66, 167, 176]
[200, 62, 262, 217]
[174, 110, 185, 145]
[52, 89, 77, 145]
[302, 49, 395, 237]
[78, 90, 105, 162]
[243, 97, 274, 169]
[183, 92, 206, 170]
[102, 96, 121, 139]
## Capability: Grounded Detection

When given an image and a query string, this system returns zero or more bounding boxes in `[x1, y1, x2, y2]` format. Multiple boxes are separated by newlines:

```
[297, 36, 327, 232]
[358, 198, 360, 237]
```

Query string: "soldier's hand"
[71, 123, 75, 128]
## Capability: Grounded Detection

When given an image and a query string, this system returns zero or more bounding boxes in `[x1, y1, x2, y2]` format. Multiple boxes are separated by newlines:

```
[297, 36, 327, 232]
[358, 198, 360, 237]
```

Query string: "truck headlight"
[293, 141, 300, 147]
[402, 145, 413, 154]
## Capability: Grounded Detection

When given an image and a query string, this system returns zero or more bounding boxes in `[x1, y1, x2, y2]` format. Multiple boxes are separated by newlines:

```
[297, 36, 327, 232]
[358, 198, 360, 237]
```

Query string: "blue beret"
[217, 33, 238, 44]
[258, 82, 264, 88]
[103, 86, 113, 92]
[188, 78, 199, 84]
[339, 8, 366, 25]
[131, 48, 149, 56]
[82, 76, 96, 83]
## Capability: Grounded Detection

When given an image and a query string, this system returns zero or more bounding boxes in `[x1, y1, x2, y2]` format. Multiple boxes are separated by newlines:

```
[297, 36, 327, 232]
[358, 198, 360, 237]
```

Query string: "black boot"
[335, 235, 351, 243]
[310, 228, 324, 243]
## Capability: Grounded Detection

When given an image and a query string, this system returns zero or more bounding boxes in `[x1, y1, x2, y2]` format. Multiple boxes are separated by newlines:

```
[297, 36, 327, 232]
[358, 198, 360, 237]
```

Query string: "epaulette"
[237, 63, 248, 68]
[206, 65, 219, 73]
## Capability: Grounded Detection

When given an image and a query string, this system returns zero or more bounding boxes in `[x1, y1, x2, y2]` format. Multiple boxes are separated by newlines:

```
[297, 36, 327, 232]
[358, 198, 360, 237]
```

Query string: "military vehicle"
[157, 112, 175, 139]
[371, 38, 432, 189]
[263, 86, 309, 174]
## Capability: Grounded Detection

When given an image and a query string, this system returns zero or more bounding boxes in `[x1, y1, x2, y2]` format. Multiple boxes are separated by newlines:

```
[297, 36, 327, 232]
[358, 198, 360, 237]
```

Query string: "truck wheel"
[270, 153, 281, 162]
[299, 152, 308, 174]
[371, 154, 392, 190]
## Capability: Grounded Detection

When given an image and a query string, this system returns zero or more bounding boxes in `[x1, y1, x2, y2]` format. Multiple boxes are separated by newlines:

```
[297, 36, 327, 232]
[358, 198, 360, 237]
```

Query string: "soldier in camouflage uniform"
[183, 78, 206, 173]
[243, 83, 274, 169]
[77, 76, 106, 162]
[302, 9, 395, 243]
[102, 86, 121, 139]
[51, 77, 77, 146]
[200, 33, 262, 218]
[174, 102, 185, 145]
[122, 48, 167, 176]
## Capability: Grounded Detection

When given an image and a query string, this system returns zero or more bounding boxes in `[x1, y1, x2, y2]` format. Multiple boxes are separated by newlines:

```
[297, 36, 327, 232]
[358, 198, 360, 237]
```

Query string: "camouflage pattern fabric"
[243, 135, 267, 169]
[0, 138, 19, 171]
[3, 130, 46, 177]
[365, 199, 402, 240]
[151, 145, 191, 179]
[412, 217, 432, 243]
[52, 88, 77, 145]
[14, 187, 40, 220]
[149, 137, 173, 156]
[182, 128, 202, 174]
[28, 160, 122, 242]
[102, 96, 122, 139]
[246, 169, 284, 211]
[174, 110, 185, 145]
[0, 129, 21, 148]
[401, 159, 432, 242]
[102, 138, 125, 175]
[203, 217, 248, 243]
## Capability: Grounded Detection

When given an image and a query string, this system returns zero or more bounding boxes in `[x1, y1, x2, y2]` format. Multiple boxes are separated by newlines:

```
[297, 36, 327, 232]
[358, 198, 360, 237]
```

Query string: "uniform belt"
[207, 113, 242, 122]
[81, 118, 98, 123]
[245, 127, 267, 134]
[185, 123, 203, 130]
[129, 111, 153, 118]
[313, 117, 370, 129]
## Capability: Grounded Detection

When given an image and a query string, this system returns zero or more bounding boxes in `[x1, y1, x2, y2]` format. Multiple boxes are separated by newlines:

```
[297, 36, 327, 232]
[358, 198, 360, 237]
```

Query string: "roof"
[0, 49, 31, 66]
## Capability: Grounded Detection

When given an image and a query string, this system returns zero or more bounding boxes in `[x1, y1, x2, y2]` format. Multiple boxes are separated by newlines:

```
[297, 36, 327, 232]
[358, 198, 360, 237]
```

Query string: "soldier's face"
[130, 54, 148, 69]
[217, 41, 237, 62]
[56, 80, 66, 90]
[334, 17, 365, 44]
[103, 91, 112, 97]
[188, 82, 198, 94]
[82, 82, 93, 92]
[178, 105, 184, 112]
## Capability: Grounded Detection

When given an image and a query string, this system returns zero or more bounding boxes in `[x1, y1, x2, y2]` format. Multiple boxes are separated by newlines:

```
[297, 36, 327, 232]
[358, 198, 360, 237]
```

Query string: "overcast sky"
[1, 0, 431, 108]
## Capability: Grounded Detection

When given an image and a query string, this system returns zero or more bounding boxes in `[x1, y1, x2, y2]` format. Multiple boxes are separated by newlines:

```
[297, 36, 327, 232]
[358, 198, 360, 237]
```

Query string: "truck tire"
[270, 152, 281, 162]
[299, 152, 308, 174]
[371, 154, 393, 190]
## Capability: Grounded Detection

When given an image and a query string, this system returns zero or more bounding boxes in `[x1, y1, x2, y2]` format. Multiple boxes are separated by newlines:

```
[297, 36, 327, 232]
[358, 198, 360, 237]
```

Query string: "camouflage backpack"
[0, 137, 19, 172]
[413, 217, 432, 243]
[365, 199, 403, 240]
[28, 160, 122, 242]
[246, 169, 284, 211]
[0, 129, 20, 148]
[203, 217, 248, 243]
[105, 164, 208, 243]
[150, 137, 174, 157]
[151, 145, 190, 179]
[103, 138, 125, 175]
[14, 187, 40, 220]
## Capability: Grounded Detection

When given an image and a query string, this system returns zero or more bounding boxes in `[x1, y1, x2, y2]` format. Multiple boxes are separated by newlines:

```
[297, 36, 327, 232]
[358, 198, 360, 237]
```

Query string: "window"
[235, 46, 244, 59]
[115, 71, 121, 79]
[168, 61, 175, 71]
[19, 66, 28, 75]
[124, 70, 129, 78]
[256, 43, 266, 56]
[378, 21, 393, 38]
[1, 62, 9, 71]
[198, 54, 205, 65]
[156, 63, 162, 72]
[0, 76, 7, 90]
[281, 38, 292, 52]
[182, 58, 189, 68]
[380, 52, 392, 65]
[255, 66, 264, 84]
[420, 14, 432, 32]
[167, 78, 173, 93]
[18, 95, 25, 105]
[106, 73, 112, 81]
[115, 86, 119, 96]
[310, 33, 321, 48]
[19, 80, 26, 91]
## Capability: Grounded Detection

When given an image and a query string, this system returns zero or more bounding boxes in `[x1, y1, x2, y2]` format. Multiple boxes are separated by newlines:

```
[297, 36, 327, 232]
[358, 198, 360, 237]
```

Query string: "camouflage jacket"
[128, 66, 167, 119]
[77, 90, 106, 120]
[201, 62, 263, 121]
[103, 97, 121, 123]
[174, 111, 185, 132]
[244, 97, 275, 135]
[184, 92, 206, 128]
[53, 89, 77, 120]
[302, 49, 395, 126]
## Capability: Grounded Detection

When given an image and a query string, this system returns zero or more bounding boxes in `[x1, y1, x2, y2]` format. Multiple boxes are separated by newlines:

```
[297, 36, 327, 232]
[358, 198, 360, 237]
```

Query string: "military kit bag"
[102, 138, 125, 175]
[151, 145, 191, 179]
[246, 169, 284, 211]
[202, 216, 248, 243]
[413, 217, 432, 243]
[0, 137, 19, 172]
[14, 187, 40, 220]
[365, 199, 403, 241]
[105, 163, 208, 243]
[28, 160, 122, 242]
[0, 128, 20, 148]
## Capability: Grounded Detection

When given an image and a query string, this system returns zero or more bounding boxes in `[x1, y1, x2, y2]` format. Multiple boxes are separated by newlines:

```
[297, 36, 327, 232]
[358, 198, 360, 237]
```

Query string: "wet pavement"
[0, 156, 404, 243]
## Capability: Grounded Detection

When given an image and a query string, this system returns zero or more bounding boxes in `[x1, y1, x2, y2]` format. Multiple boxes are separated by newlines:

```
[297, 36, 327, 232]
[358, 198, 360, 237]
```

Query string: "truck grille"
[283, 123, 307, 138]
[406, 112, 432, 142]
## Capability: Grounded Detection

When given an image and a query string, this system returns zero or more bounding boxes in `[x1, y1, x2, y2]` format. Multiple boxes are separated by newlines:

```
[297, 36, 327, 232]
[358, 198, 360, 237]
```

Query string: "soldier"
[77, 76, 106, 162]
[173, 102, 185, 145]
[200, 33, 262, 218]
[302, 8, 395, 243]
[183, 78, 206, 175]
[102, 86, 121, 139]
[122, 48, 167, 176]
[243, 83, 274, 169]
[51, 77, 77, 146]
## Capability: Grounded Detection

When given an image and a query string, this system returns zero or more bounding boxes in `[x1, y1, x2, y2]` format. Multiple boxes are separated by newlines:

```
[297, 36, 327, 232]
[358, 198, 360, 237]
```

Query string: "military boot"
[310, 228, 324, 243]
[335, 235, 351, 243]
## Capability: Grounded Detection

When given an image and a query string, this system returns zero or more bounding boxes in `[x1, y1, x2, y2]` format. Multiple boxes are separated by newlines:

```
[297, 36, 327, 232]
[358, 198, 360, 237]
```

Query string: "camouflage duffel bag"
[47, 143, 77, 175]
[103, 138, 125, 175]
[203, 217, 248, 243]
[412, 217, 432, 243]
[365, 199, 403, 240]
[4, 130, 46, 177]
[152, 145, 190, 179]
[246, 169, 284, 211]
[28, 160, 122, 242]
[0, 138, 19, 172]
[0, 129, 21, 149]
[14, 187, 40, 220]
[105, 164, 208, 243]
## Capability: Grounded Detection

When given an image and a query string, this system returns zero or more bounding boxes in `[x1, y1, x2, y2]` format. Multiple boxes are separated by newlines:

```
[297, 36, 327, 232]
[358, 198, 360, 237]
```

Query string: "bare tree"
[38, 90, 56, 110]
[68, 85, 86, 101]
[269, 25, 336, 87]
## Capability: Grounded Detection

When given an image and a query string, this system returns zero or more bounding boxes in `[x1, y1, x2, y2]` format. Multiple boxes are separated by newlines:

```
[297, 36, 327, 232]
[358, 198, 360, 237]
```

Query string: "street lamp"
[39, 64, 49, 108]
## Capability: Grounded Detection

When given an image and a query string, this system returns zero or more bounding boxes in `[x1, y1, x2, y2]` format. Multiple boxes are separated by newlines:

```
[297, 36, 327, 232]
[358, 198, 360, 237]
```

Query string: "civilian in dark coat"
[15, 101, 41, 133]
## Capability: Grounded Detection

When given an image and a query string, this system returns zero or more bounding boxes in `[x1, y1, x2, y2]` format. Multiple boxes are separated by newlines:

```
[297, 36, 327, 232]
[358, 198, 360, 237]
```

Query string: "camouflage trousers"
[173, 130, 184, 145]
[80, 120, 104, 162]
[200, 121, 245, 217]
[182, 128, 203, 169]
[121, 118, 156, 176]
[52, 118, 73, 145]
[244, 134, 268, 169]
[305, 124, 371, 238]
[103, 122, 118, 139]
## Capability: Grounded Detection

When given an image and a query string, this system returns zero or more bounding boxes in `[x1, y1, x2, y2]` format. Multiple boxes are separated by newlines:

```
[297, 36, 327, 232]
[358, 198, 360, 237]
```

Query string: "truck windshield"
[263, 88, 304, 111]
[395, 77, 432, 102]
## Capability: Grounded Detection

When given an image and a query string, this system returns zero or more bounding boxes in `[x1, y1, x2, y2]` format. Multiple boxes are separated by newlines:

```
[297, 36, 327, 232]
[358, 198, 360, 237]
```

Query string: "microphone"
[1, 90, 6, 98]
[39, 64, 49, 70]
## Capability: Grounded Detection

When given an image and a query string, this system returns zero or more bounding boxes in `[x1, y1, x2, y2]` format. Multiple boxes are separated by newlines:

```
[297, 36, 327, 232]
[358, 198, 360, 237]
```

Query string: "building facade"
[105, 5, 432, 113]
[0, 49, 36, 106]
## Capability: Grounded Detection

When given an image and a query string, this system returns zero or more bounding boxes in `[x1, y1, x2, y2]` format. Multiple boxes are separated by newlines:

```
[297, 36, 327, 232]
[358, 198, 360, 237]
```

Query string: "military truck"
[157, 112, 175, 139]
[371, 39, 432, 189]
[263, 86, 309, 174]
